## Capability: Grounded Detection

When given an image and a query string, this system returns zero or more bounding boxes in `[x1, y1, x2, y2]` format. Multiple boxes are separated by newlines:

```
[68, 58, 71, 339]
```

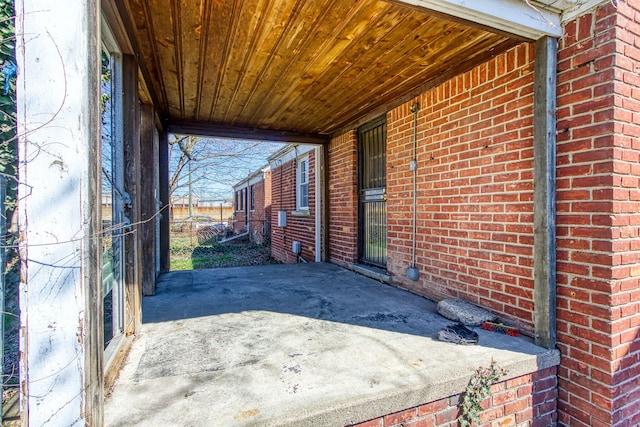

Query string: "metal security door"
[358, 118, 387, 267]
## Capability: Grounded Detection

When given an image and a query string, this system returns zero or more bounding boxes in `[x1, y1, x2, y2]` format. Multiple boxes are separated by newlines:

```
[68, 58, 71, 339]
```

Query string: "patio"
[104, 263, 559, 426]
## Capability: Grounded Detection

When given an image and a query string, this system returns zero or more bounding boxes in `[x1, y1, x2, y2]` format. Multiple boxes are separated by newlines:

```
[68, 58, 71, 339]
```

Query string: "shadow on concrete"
[105, 263, 559, 427]
[146, 263, 442, 333]
[144, 263, 553, 355]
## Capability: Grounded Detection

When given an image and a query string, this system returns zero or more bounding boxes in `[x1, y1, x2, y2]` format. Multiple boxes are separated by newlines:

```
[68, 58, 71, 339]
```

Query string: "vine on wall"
[0, 0, 20, 395]
[459, 360, 508, 427]
[0, 0, 16, 205]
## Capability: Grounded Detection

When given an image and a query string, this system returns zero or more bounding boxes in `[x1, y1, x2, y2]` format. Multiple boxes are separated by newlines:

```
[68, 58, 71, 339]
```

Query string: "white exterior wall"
[16, 0, 101, 425]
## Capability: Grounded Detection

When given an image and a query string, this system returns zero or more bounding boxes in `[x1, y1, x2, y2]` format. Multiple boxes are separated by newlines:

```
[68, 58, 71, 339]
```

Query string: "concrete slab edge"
[346, 263, 391, 283]
[275, 349, 561, 427]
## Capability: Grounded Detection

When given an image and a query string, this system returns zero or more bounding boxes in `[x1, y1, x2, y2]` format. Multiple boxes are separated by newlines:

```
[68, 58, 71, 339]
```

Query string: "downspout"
[220, 231, 250, 244]
[275, 158, 286, 257]
[407, 103, 420, 281]
[276, 158, 283, 212]
[315, 146, 321, 262]
[246, 179, 251, 240]
[292, 146, 298, 263]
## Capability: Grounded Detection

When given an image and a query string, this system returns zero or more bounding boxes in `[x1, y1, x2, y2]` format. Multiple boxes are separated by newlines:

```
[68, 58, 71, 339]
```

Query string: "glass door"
[101, 43, 125, 350]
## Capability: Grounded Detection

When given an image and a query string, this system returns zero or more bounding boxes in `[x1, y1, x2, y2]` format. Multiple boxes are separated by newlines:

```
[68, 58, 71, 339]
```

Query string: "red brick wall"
[325, 5, 639, 425]
[386, 43, 537, 334]
[328, 131, 359, 265]
[347, 367, 557, 427]
[601, 17, 640, 427]
[270, 150, 316, 263]
[556, 3, 640, 426]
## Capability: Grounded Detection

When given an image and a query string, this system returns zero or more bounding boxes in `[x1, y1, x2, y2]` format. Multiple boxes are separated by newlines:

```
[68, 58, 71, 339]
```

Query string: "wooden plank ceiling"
[123, 0, 520, 139]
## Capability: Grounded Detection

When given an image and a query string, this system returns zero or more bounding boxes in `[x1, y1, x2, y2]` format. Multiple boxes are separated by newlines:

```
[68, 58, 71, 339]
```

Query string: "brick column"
[556, 2, 640, 425]
[328, 131, 359, 265]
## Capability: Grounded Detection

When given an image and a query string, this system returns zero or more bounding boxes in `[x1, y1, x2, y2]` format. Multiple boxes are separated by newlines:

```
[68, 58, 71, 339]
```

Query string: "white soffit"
[393, 0, 563, 39]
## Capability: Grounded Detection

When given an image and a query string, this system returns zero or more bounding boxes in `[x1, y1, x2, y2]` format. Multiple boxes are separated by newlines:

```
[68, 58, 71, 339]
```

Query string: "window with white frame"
[243, 188, 247, 211]
[235, 189, 245, 212]
[297, 156, 309, 210]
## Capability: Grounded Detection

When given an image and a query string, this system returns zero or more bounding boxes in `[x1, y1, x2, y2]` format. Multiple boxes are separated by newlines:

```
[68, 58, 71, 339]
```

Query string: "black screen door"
[358, 118, 387, 268]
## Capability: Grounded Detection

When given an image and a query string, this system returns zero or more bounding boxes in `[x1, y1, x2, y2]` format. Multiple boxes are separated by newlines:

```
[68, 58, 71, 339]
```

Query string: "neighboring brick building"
[232, 169, 271, 244]
[269, 145, 319, 264]
[231, 144, 319, 263]
[327, 2, 640, 425]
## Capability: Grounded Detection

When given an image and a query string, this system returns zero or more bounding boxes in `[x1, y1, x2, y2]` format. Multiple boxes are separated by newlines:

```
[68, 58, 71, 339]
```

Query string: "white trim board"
[390, 0, 563, 39]
[269, 144, 316, 166]
[561, 0, 608, 24]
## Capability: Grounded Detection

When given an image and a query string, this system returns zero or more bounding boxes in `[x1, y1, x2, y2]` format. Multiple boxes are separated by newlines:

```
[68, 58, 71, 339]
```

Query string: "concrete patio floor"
[104, 263, 559, 426]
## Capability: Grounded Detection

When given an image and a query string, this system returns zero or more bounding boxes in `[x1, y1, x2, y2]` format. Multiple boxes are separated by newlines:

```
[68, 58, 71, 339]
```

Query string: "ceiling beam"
[386, 0, 562, 40]
[167, 121, 331, 145]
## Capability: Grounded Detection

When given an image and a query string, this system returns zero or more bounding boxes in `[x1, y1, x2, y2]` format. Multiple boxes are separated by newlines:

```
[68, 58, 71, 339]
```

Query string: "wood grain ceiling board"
[124, 0, 516, 137]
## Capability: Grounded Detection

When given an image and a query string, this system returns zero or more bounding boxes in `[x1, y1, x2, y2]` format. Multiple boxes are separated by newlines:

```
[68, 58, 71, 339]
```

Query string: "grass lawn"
[170, 234, 277, 270]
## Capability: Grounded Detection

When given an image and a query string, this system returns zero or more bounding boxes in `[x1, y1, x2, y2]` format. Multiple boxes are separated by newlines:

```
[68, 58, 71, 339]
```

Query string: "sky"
[169, 135, 285, 201]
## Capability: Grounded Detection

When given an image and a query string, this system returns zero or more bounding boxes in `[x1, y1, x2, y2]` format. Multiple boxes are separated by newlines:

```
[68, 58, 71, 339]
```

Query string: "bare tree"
[169, 135, 282, 200]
